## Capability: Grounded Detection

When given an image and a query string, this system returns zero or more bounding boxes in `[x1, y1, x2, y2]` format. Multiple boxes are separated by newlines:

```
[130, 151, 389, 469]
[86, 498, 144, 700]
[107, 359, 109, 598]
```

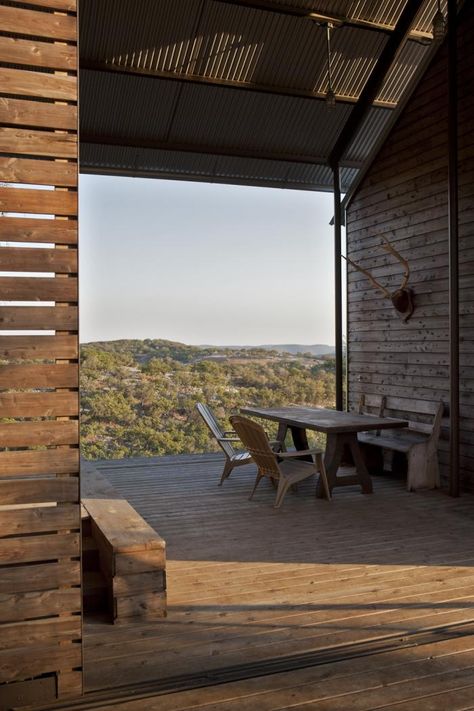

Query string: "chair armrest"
[222, 430, 237, 436]
[218, 436, 241, 443]
[278, 448, 323, 459]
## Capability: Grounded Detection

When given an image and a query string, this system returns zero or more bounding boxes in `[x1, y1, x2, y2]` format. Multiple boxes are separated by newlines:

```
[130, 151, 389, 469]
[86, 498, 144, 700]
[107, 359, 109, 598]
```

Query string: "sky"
[79, 175, 338, 346]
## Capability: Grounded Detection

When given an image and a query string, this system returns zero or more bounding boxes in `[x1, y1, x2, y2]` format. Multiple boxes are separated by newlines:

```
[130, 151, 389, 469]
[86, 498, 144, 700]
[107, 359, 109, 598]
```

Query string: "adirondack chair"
[230, 415, 330, 508]
[196, 403, 252, 485]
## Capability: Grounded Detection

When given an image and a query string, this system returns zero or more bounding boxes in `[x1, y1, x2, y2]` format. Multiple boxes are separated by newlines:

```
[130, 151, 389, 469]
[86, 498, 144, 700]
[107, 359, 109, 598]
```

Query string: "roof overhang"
[79, 0, 450, 193]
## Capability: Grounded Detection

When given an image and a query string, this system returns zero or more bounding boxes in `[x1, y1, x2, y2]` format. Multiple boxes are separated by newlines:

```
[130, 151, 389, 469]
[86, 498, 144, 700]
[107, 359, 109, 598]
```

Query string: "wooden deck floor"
[83, 453, 474, 708]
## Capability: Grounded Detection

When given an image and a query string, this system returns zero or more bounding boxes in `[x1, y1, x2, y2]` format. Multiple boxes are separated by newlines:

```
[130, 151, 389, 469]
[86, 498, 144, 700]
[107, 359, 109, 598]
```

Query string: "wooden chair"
[196, 403, 253, 485]
[230, 415, 330, 508]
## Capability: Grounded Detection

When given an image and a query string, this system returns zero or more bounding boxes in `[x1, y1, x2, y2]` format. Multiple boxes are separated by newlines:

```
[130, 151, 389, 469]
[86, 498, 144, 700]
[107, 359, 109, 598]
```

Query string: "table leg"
[289, 426, 313, 462]
[316, 432, 373, 496]
[316, 433, 343, 497]
[348, 433, 373, 494]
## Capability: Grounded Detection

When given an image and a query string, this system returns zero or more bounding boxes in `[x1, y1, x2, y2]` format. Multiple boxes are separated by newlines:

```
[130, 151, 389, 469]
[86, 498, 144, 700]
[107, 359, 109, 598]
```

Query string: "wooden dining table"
[240, 406, 408, 496]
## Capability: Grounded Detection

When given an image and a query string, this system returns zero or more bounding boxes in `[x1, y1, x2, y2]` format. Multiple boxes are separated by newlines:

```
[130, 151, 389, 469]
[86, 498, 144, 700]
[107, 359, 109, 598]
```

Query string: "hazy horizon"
[80, 336, 335, 347]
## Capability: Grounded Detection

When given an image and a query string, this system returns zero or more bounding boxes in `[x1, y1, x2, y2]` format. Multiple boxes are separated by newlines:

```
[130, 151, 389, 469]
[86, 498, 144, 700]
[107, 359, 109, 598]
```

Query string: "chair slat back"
[196, 403, 235, 458]
[230, 415, 280, 479]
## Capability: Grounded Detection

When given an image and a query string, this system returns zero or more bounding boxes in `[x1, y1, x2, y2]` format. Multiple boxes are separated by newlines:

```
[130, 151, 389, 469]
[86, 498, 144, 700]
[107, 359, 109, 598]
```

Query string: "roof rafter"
[80, 61, 397, 110]
[79, 134, 363, 169]
[329, 0, 427, 167]
[213, 0, 433, 42]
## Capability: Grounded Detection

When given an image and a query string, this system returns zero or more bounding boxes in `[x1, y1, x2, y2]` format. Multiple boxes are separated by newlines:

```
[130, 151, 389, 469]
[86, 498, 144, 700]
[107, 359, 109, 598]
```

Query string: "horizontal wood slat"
[0, 615, 81, 650]
[0, 532, 80, 566]
[0, 67, 76, 102]
[0, 97, 77, 131]
[0, 217, 77, 244]
[0, 128, 77, 158]
[0, 507, 80, 538]
[0, 477, 78, 505]
[0, 392, 78, 417]
[0, 247, 76, 272]
[0, 363, 78, 388]
[0, 6, 77, 42]
[0, 158, 77, 187]
[0, 36, 77, 72]
[0, 306, 78, 330]
[0, 588, 81, 624]
[0, 642, 81, 683]
[0, 188, 77, 216]
[0, 335, 78, 359]
[0, 276, 78, 301]
[0, 420, 78, 447]
[0, 449, 79, 478]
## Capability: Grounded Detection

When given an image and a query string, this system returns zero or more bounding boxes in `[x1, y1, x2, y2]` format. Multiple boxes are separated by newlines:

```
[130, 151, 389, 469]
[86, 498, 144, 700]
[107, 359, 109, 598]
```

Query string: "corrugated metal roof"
[79, 0, 454, 191]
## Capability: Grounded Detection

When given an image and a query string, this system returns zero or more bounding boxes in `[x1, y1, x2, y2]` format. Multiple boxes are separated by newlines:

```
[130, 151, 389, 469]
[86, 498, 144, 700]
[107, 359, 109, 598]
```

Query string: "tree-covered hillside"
[80, 339, 335, 460]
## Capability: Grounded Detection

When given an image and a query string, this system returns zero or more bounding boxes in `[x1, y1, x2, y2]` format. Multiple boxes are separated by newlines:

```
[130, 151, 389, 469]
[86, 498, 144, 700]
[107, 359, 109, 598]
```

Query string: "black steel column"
[333, 164, 343, 411]
[448, 0, 460, 496]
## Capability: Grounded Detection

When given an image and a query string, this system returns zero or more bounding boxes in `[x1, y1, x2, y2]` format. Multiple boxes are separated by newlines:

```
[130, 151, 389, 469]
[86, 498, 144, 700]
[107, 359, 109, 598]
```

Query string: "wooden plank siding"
[0, 0, 82, 705]
[345, 5, 474, 491]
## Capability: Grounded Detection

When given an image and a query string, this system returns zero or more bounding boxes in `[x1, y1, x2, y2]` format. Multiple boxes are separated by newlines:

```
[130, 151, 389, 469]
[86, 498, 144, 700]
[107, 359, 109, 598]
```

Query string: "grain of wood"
[0, 36, 77, 71]
[0, 187, 77, 216]
[0, 67, 76, 101]
[0, 97, 77, 131]
[0, 246, 77, 272]
[0, 335, 78, 359]
[0, 363, 78, 388]
[0, 305, 78, 330]
[0, 507, 80, 538]
[0, 420, 78, 447]
[0, 127, 77, 158]
[0, 158, 77, 187]
[0, 449, 79, 478]
[0, 531, 80, 566]
[0, 217, 77, 244]
[0, 5, 77, 41]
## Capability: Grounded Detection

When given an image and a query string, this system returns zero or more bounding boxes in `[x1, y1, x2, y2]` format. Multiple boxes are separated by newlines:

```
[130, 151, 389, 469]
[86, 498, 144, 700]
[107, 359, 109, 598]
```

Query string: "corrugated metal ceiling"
[79, 0, 451, 191]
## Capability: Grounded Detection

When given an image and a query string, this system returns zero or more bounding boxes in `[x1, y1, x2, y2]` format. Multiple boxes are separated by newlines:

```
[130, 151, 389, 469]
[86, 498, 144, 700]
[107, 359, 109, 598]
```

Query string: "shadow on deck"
[83, 452, 474, 704]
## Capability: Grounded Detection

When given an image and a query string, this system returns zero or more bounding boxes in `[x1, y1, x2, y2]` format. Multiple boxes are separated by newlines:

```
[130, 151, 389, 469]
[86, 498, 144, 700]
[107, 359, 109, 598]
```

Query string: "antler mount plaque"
[345, 237, 415, 323]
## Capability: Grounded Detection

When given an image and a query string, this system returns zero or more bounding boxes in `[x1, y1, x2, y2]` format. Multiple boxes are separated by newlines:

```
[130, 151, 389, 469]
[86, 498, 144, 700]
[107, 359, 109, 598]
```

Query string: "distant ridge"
[206, 344, 335, 357]
[81, 338, 335, 358]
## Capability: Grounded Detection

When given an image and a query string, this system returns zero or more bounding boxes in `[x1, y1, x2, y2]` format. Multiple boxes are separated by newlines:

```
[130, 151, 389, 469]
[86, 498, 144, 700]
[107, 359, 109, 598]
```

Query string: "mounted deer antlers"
[344, 237, 415, 322]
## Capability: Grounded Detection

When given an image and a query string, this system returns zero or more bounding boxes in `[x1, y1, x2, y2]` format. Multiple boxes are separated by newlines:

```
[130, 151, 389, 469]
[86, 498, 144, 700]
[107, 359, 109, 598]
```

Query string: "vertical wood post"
[448, 0, 460, 497]
[0, 0, 82, 704]
[333, 164, 344, 411]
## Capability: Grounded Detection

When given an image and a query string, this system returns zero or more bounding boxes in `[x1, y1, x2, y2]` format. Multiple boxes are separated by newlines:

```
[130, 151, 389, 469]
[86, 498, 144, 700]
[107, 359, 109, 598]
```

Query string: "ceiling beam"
[80, 62, 397, 110]
[213, 0, 433, 42]
[79, 134, 363, 169]
[329, 0, 426, 167]
[79, 163, 338, 192]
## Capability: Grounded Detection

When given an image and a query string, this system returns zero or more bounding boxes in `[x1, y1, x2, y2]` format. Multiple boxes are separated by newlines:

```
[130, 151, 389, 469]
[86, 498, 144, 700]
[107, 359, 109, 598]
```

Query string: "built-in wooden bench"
[357, 395, 445, 491]
[81, 463, 166, 624]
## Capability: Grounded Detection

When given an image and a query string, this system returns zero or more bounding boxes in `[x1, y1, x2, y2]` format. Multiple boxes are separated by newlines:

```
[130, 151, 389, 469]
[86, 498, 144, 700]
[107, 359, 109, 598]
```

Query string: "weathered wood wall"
[0, 1, 81, 706]
[346, 4, 474, 490]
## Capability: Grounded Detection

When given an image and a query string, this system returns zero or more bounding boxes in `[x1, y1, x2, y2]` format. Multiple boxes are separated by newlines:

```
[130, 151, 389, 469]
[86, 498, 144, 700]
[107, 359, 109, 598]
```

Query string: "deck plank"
[83, 453, 474, 704]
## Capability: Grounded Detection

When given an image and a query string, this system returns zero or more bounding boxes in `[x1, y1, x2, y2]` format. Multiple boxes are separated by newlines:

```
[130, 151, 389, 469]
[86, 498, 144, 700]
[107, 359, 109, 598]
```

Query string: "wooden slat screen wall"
[0, 0, 81, 705]
[346, 4, 474, 490]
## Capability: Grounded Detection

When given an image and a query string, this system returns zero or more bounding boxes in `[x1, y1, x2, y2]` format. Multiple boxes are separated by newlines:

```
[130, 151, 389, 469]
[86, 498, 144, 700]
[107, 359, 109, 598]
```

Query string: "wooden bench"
[81, 463, 166, 624]
[357, 395, 445, 491]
